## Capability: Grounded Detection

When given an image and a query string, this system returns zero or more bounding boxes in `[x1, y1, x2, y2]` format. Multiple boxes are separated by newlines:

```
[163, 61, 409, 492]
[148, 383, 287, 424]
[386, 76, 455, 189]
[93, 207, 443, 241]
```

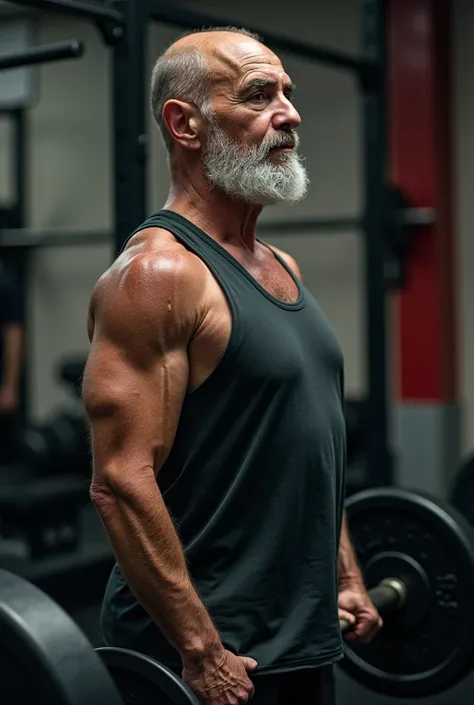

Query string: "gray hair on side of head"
[150, 26, 263, 152]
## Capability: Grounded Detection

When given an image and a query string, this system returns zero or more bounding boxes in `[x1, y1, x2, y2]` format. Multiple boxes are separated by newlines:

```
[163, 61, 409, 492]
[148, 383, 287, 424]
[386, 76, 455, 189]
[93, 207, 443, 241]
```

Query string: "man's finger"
[339, 609, 356, 625]
[241, 657, 258, 672]
[351, 617, 382, 643]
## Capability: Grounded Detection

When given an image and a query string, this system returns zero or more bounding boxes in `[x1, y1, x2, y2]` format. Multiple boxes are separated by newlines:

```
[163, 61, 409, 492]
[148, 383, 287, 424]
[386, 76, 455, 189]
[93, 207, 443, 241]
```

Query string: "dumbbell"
[13, 354, 88, 482]
[56, 354, 87, 399]
[17, 398, 88, 480]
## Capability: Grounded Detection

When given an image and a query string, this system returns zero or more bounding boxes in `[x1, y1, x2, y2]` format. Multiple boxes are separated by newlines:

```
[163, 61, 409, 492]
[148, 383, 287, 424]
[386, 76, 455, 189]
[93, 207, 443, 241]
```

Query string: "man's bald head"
[150, 27, 264, 151]
[167, 27, 265, 55]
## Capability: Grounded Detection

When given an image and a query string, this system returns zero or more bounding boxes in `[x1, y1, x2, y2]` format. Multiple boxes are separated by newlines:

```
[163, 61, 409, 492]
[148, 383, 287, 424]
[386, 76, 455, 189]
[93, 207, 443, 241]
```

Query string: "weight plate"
[97, 646, 201, 705]
[449, 453, 474, 527]
[340, 487, 474, 697]
[0, 568, 122, 705]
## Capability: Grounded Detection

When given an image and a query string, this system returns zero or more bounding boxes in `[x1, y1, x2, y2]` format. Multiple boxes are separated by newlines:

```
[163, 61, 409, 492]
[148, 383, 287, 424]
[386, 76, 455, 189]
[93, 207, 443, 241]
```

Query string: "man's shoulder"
[111, 226, 206, 284]
[91, 227, 207, 320]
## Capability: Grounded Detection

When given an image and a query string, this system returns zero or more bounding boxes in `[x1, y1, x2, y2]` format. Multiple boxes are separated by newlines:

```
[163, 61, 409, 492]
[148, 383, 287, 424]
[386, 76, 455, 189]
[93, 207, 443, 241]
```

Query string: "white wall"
[0, 0, 472, 460]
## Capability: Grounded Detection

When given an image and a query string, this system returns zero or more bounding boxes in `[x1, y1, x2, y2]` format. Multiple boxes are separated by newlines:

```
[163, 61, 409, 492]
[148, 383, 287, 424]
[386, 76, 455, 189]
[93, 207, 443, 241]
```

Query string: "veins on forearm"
[338, 511, 363, 585]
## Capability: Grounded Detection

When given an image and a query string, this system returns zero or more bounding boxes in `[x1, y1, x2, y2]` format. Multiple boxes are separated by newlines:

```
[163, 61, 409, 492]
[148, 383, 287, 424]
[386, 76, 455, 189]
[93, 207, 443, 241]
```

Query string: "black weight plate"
[0, 568, 122, 705]
[449, 453, 474, 526]
[96, 646, 200, 705]
[340, 487, 474, 697]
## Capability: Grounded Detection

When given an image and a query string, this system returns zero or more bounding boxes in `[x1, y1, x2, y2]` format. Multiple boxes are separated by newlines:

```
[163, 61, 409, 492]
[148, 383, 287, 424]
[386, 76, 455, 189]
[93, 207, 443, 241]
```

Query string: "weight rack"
[1, 0, 393, 488]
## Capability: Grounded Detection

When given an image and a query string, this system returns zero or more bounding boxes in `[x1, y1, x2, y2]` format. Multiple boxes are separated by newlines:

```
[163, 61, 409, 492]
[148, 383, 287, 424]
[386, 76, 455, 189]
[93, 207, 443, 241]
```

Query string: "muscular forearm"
[3, 324, 23, 390]
[338, 510, 364, 585]
[91, 471, 224, 664]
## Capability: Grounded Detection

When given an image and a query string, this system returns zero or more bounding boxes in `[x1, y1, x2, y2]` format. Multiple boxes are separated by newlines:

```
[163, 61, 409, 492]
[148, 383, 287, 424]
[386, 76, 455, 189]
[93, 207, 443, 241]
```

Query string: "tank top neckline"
[157, 209, 305, 312]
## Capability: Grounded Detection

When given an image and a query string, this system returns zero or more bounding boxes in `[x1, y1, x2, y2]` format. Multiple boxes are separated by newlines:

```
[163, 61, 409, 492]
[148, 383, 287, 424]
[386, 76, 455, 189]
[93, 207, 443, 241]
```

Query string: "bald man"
[83, 27, 381, 705]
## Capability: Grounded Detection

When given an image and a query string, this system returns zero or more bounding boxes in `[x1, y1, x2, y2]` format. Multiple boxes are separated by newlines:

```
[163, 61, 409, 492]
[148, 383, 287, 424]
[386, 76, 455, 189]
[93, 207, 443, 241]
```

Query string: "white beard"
[201, 122, 309, 206]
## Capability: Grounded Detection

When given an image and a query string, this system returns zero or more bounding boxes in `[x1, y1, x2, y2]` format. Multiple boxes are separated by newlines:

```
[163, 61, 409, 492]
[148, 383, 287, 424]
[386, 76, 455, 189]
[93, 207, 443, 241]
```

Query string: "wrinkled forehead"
[207, 38, 291, 94]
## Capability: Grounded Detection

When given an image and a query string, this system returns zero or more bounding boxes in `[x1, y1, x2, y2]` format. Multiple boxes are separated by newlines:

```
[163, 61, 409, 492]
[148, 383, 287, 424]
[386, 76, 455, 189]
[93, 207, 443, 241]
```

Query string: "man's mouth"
[269, 144, 294, 153]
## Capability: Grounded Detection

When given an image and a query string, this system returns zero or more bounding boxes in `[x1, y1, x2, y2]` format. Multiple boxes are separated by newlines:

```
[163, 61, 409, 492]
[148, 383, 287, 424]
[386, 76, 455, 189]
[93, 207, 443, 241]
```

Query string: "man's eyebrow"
[241, 78, 296, 94]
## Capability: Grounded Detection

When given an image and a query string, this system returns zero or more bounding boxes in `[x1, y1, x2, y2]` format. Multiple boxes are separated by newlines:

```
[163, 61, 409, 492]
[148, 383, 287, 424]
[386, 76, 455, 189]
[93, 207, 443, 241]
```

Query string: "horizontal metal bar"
[0, 207, 435, 247]
[0, 40, 84, 71]
[258, 206, 436, 236]
[6, 0, 124, 24]
[258, 217, 359, 235]
[148, 1, 373, 74]
[0, 228, 111, 248]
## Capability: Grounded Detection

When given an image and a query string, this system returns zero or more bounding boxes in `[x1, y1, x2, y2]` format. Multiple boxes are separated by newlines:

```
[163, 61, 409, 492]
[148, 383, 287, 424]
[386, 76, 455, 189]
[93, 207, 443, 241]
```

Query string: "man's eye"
[249, 92, 267, 102]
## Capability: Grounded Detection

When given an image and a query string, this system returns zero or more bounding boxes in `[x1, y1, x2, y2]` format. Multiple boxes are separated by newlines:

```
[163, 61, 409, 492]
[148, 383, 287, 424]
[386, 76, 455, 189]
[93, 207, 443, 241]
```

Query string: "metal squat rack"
[0, 0, 434, 488]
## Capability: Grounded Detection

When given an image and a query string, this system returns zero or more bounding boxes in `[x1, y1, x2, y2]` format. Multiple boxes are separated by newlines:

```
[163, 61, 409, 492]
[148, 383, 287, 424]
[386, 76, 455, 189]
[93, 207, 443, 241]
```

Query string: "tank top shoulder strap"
[119, 209, 242, 353]
[119, 209, 248, 302]
[120, 210, 306, 315]
[119, 210, 200, 254]
[120, 210, 234, 268]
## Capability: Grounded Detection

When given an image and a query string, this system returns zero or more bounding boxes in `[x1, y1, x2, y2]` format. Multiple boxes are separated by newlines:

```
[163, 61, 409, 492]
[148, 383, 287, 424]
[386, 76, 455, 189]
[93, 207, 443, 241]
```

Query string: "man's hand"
[338, 581, 382, 644]
[182, 649, 257, 704]
[0, 385, 19, 414]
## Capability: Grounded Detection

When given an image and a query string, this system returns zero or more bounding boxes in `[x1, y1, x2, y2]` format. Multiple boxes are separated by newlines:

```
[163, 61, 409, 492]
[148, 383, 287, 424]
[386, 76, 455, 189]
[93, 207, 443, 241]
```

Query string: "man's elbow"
[89, 459, 157, 508]
[90, 470, 119, 511]
[89, 455, 129, 505]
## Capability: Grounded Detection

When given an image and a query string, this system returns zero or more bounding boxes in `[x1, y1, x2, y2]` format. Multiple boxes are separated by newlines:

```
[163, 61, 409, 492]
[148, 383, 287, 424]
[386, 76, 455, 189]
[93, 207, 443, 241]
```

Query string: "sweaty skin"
[84, 29, 380, 705]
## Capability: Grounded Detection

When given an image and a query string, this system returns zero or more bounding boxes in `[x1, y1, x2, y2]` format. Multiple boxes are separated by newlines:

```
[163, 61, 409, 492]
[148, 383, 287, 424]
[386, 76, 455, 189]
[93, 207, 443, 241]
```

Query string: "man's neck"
[163, 183, 263, 254]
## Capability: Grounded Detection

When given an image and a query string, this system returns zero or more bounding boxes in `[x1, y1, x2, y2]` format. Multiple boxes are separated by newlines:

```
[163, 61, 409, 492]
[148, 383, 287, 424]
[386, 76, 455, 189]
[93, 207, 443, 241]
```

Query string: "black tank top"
[102, 210, 346, 675]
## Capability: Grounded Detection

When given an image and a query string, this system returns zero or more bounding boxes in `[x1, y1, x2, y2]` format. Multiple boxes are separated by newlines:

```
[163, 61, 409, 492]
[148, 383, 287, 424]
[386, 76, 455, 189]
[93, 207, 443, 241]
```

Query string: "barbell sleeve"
[339, 577, 407, 633]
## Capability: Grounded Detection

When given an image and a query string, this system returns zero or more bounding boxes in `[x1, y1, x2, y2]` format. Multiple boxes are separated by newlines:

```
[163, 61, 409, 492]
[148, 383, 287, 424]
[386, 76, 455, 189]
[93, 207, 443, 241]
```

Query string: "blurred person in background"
[0, 255, 23, 463]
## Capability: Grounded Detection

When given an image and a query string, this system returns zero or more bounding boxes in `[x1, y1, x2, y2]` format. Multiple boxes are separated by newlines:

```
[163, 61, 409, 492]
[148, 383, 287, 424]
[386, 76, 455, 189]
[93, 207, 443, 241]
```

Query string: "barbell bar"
[339, 576, 406, 632]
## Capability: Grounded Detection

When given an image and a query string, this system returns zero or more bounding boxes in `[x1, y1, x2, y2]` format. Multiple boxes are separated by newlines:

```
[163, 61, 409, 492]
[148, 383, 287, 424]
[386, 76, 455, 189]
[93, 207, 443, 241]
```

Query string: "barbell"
[341, 487, 474, 696]
[1, 486, 474, 704]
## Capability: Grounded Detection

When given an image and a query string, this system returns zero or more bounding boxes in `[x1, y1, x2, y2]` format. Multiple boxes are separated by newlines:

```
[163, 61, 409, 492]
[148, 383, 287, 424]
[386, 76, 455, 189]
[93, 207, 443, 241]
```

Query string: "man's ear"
[162, 100, 202, 150]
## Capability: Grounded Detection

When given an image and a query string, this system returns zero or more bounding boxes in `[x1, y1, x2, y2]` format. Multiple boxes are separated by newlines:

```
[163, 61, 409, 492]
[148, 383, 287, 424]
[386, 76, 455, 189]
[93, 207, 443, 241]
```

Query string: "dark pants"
[104, 626, 337, 705]
[251, 666, 336, 705]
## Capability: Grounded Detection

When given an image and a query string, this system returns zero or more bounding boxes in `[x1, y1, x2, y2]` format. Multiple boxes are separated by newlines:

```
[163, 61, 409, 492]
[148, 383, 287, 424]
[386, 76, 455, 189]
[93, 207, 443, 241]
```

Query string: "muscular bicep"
[82, 247, 203, 493]
[83, 333, 189, 490]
